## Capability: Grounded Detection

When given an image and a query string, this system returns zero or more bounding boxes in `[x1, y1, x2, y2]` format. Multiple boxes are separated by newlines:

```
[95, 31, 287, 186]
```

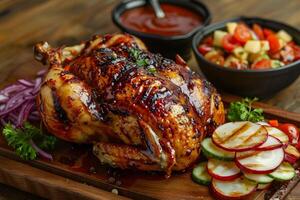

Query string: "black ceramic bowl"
[112, 0, 211, 60]
[192, 16, 300, 99]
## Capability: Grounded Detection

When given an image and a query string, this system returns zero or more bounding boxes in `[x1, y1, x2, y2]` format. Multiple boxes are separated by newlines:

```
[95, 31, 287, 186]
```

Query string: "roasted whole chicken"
[34, 34, 225, 176]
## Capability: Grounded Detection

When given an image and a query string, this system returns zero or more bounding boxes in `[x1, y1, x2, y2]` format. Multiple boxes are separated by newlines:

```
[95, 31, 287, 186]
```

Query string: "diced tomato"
[293, 45, 300, 60]
[233, 24, 252, 44]
[289, 42, 300, 60]
[268, 120, 279, 127]
[267, 34, 281, 54]
[278, 123, 300, 145]
[253, 24, 264, 40]
[263, 28, 275, 38]
[251, 59, 272, 69]
[222, 34, 236, 52]
[198, 44, 213, 55]
[202, 36, 213, 46]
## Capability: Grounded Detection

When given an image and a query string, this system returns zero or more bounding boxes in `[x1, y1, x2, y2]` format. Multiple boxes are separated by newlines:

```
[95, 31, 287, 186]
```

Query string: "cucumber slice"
[201, 138, 235, 161]
[244, 173, 273, 184]
[192, 162, 211, 186]
[268, 162, 295, 181]
[257, 183, 272, 190]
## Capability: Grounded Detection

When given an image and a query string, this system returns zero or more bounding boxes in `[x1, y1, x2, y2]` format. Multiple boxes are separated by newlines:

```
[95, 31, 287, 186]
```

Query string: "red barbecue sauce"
[120, 4, 203, 36]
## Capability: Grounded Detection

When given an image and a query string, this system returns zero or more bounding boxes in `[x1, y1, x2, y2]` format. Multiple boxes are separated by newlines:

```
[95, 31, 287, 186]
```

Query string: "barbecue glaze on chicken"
[34, 34, 225, 176]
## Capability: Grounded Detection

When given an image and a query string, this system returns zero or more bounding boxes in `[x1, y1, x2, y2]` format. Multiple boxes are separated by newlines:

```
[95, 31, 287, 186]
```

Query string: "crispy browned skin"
[34, 34, 225, 176]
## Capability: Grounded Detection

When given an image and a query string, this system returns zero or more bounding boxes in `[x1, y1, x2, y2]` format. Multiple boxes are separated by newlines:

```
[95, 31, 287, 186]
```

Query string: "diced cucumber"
[233, 47, 248, 60]
[277, 30, 292, 43]
[271, 60, 284, 69]
[279, 38, 286, 50]
[213, 30, 227, 47]
[249, 53, 270, 63]
[268, 162, 295, 181]
[226, 22, 237, 35]
[244, 40, 261, 53]
[244, 173, 273, 184]
[201, 138, 235, 161]
[192, 162, 212, 186]
[260, 41, 270, 51]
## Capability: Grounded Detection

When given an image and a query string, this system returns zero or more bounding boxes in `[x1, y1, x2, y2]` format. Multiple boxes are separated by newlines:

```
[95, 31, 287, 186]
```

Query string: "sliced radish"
[211, 177, 257, 200]
[265, 126, 289, 145]
[244, 172, 273, 184]
[212, 121, 268, 152]
[236, 147, 284, 174]
[207, 159, 241, 181]
[255, 135, 282, 151]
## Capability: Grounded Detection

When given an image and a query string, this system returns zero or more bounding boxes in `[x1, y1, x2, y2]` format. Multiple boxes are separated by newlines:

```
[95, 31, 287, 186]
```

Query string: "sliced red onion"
[37, 69, 47, 76]
[17, 101, 34, 127]
[31, 77, 42, 95]
[0, 85, 26, 96]
[29, 139, 53, 160]
[0, 95, 9, 104]
[0, 70, 47, 125]
[18, 79, 34, 87]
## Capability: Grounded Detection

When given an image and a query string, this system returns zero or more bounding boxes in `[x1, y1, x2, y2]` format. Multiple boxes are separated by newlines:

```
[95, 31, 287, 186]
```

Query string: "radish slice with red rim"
[207, 159, 241, 181]
[236, 147, 284, 174]
[211, 177, 257, 200]
[265, 126, 289, 145]
[255, 135, 282, 151]
[212, 121, 268, 152]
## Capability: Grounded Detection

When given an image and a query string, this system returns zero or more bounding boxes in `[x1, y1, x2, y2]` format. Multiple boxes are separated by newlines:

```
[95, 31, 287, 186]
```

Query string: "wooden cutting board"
[0, 95, 299, 200]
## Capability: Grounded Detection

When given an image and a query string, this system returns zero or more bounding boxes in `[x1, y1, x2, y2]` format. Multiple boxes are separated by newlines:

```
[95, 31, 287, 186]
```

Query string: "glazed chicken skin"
[34, 34, 225, 176]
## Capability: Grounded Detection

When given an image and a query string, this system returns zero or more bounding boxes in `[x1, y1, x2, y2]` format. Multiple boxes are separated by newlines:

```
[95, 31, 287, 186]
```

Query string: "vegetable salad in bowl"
[198, 22, 300, 70]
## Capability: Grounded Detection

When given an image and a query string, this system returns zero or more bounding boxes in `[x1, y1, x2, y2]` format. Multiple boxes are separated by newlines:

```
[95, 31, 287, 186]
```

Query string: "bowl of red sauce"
[192, 17, 300, 98]
[112, 0, 211, 60]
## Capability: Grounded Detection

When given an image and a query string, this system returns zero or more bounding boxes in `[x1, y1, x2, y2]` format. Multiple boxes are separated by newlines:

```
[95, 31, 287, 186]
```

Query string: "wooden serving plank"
[0, 96, 299, 200]
[0, 156, 128, 200]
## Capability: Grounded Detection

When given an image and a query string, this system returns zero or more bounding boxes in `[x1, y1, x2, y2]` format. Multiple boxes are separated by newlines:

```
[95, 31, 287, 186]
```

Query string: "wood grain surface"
[0, 0, 299, 199]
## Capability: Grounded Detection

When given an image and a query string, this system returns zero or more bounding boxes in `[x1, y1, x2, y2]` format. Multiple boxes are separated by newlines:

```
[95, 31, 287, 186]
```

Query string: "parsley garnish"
[227, 98, 264, 122]
[2, 123, 56, 160]
[129, 48, 156, 73]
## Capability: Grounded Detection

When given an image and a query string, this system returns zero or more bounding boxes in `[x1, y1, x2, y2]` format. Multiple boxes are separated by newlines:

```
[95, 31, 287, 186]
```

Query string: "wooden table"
[0, 0, 299, 199]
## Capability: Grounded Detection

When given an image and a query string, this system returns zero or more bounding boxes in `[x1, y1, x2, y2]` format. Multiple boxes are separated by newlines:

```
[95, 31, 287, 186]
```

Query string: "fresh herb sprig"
[227, 98, 264, 122]
[129, 48, 157, 73]
[2, 123, 56, 160]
